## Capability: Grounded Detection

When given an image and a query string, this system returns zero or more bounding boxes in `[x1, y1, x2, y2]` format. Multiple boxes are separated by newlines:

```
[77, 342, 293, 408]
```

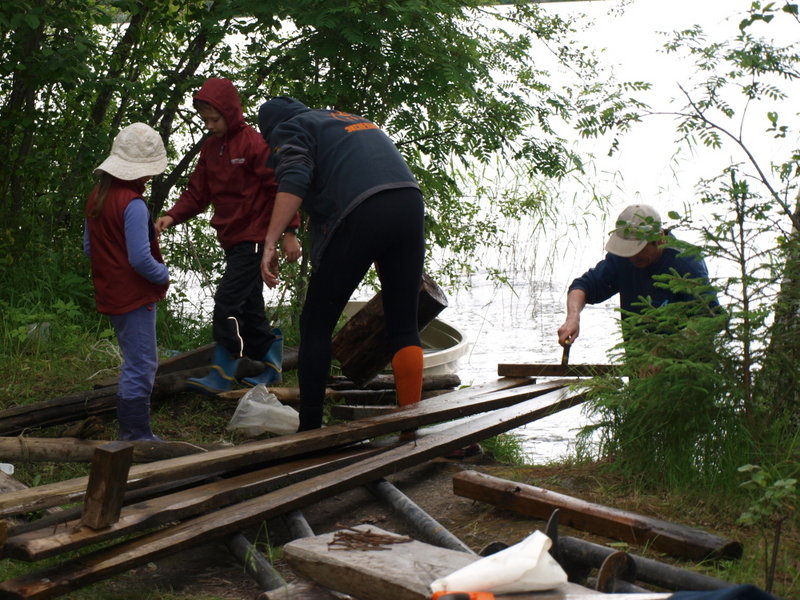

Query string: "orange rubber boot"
[391, 345, 423, 441]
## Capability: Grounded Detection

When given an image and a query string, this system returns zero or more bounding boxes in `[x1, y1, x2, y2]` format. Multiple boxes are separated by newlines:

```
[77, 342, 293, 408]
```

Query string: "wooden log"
[0, 378, 548, 518]
[0, 386, 587, 599]
[451, 470, 743, 561]
[331, 273, 449, 384]
[2, 447, 382, 561]
[497, 363, 617, 378]
[0, 363, 268, 436]
[0, 437, 216, 463]
[80, 442, 133, 530]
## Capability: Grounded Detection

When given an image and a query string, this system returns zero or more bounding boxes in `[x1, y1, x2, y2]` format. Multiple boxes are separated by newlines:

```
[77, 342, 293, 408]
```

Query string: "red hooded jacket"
[164, 78, 299, 249]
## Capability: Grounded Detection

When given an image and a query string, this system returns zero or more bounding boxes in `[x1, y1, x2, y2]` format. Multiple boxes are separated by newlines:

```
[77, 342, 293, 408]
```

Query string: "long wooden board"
[0, 387, 586, 599]
[3, 447, 384, 561]
[0, 377, 547, 518]
[452, 470, 743, 561]
[497, 364, 616, 378]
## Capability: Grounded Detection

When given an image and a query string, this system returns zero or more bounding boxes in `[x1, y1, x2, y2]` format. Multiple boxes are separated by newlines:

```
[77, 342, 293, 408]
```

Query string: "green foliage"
[481, 432, 530, 466]
[579, 280, 745, 490]
[576, 0, 800, 493]
[0, 0, 634, 331]
[737, 463, 798, 592]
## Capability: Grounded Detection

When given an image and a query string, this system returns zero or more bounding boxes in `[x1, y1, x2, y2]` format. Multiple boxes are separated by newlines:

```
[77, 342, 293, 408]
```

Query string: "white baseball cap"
[605, 204, 662, 257]
[95, 122, 167, 181]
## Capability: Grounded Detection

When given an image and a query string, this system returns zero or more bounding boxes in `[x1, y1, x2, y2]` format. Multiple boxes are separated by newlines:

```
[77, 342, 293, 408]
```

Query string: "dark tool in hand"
[561, 336, 572, 367]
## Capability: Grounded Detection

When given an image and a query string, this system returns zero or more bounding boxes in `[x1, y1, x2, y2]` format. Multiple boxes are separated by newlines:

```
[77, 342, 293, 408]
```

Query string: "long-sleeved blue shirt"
[569, 242, 717, 314]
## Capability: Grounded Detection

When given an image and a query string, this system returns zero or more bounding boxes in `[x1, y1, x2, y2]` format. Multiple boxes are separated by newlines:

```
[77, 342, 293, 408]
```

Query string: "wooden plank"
[452, 471, 743, 561]
[0, 387, 586, 599]
[80, 442, 133, 530]
[2, 447, 384, 561]
[0, 363, 269, 437]
[498, 364, 616, 378]
[0, 437, 217, 463]
[332, 273, 449, 384]
[285, 524, 474, 600]
[0, 377, 542, 518]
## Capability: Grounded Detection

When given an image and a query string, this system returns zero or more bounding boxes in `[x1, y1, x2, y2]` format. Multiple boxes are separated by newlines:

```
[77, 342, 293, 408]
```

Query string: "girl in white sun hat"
[83, 123, 170, 441]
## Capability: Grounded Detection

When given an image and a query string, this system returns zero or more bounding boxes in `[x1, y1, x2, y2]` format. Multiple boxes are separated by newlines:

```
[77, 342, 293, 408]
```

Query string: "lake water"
[433, 270, 620, 464]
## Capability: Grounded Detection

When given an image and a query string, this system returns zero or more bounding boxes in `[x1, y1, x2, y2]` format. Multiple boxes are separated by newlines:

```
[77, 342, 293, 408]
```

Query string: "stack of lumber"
[0, 377, 587, 599]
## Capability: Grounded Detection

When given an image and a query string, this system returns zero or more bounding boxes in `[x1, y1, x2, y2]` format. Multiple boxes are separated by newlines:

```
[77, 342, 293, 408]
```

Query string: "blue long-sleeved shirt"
[569, 243, 718, 314]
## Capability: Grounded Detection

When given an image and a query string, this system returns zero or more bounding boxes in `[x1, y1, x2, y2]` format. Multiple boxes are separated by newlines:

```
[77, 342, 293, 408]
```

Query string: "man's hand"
[282, 233, 301, 263]
[154, 215, 174, 233]
[557, 317, 580, 347]
[261, 245, 280, 288]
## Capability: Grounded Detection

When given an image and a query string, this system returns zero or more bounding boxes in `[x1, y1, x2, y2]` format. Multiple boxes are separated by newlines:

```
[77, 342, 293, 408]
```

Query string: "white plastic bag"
[226, 384, 299, 437]
[429, 530, 567, 595]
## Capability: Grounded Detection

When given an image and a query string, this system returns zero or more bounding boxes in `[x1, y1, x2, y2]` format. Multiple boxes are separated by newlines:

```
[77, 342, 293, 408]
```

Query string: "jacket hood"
[193, 78, 245, 135]
[258, 97, 310, 142]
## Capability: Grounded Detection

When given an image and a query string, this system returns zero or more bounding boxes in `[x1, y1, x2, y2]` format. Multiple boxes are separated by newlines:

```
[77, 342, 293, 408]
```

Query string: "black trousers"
[213, 241, 275, 359]
[298, 188, 425, 430]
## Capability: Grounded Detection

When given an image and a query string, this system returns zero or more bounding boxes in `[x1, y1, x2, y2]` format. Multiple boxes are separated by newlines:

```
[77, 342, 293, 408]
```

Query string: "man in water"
[557, 204, 718, 348]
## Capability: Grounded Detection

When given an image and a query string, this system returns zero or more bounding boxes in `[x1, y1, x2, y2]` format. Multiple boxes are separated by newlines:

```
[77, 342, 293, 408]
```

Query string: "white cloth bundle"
[430, 530, 568, 594]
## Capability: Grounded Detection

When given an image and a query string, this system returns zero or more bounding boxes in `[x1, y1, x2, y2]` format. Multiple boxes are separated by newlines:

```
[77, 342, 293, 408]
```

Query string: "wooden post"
[332, 273, 448, 385]
[80, 442, 134, 530]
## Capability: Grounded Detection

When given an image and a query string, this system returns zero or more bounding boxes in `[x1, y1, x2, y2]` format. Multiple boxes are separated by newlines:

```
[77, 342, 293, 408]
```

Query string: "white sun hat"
[605, 203, 662, 258]
[94, 122, 168, 181]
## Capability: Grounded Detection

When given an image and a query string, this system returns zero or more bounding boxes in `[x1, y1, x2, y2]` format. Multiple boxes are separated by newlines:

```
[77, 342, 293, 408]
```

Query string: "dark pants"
[213, 242, 275, 359]
[298, 188, 425, 430]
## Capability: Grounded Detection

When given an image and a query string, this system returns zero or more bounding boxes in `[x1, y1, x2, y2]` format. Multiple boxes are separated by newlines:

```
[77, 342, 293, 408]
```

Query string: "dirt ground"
[105, 452, 555, 600]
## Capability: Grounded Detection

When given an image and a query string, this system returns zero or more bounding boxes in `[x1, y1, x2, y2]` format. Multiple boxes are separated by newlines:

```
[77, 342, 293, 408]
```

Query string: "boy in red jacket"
[156, 78, 300, 394]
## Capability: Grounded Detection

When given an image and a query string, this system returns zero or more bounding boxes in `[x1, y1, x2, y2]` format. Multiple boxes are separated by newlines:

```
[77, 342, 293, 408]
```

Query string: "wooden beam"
[497, 364, 616, 378]
[285, 525, 474, 600]
[0, 387, 586, 598]
[0, 363, 272, 436]
[0, 437, 218, 463]
[452, 470, 743, 561]
[2, 447, 383, 561]
[0, 377, 545, 519]
[79, 442, 134, 530]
